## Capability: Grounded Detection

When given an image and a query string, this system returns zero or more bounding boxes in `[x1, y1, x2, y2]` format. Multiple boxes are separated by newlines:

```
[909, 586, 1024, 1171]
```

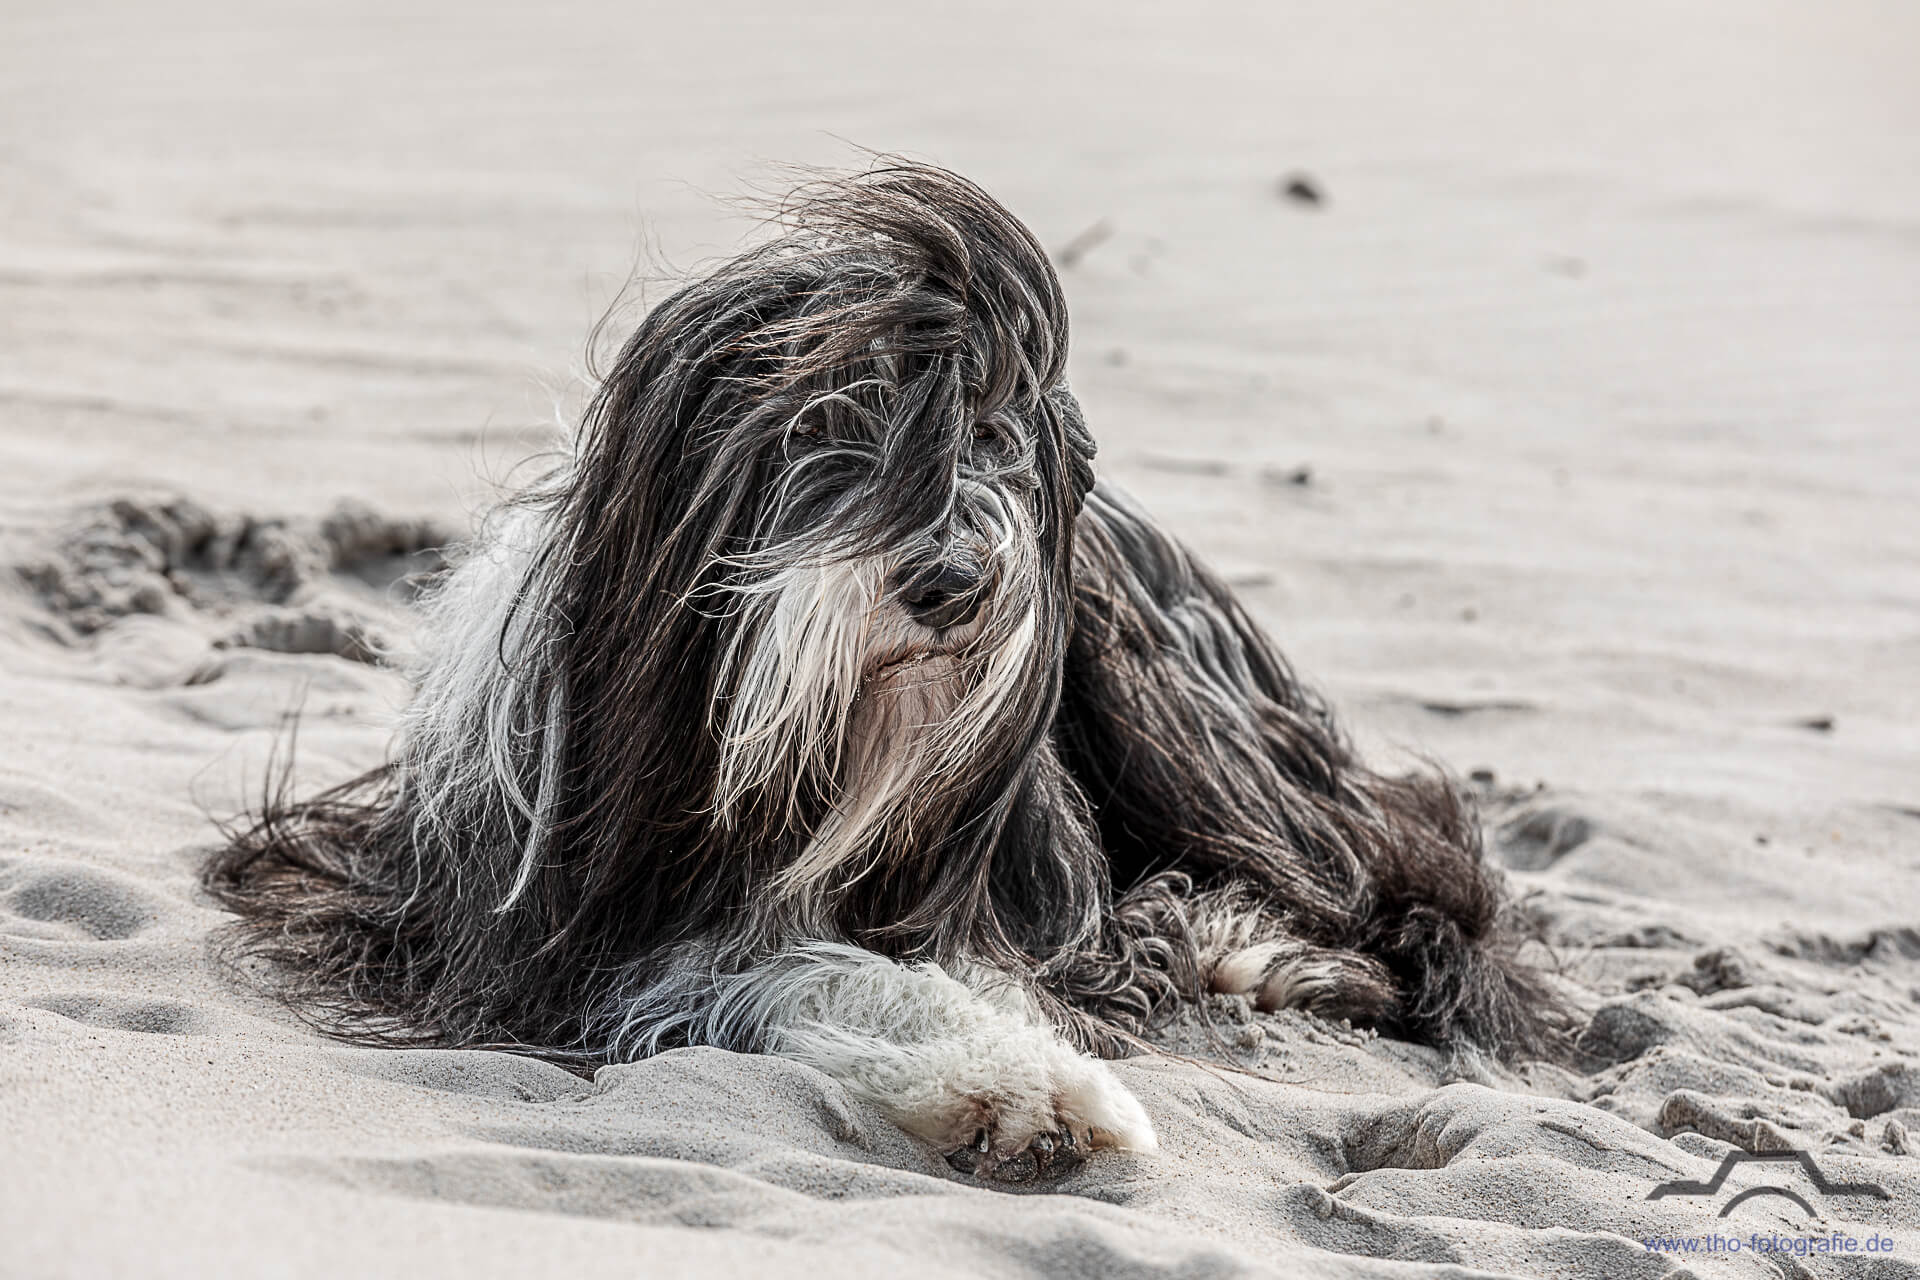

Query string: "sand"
[4, 2, 1919, 1276]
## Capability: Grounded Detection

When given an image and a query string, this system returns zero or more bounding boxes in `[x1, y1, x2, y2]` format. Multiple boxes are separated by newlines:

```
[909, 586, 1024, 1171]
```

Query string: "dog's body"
[207, 165, 1561, 1182]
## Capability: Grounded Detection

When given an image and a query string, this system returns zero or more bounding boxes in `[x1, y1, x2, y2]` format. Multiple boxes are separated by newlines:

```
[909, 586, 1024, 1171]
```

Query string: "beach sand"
[4, 2, 1918, 1275]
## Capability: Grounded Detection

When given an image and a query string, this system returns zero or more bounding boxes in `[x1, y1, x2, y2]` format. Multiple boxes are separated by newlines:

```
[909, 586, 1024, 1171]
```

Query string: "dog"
[205, 162, 1564, 1184]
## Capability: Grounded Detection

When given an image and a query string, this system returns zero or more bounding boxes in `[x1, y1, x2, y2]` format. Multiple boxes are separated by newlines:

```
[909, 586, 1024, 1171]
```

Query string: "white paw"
[895, 1026, 1156, 1183]
[763, 949, 1156, 1183]
[1050, 1050, 1158, 1153]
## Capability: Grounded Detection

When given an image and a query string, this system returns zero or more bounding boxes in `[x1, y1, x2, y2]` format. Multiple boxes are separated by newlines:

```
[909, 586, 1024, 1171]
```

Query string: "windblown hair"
[206, 164, 1565, 1098]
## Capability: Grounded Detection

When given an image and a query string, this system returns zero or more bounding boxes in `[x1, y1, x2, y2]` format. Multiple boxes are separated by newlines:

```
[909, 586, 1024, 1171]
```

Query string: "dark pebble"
[1279, 174, 1324, 207]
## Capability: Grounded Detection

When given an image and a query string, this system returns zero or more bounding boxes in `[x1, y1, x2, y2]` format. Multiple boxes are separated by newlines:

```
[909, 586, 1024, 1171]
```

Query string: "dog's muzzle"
[890, 548, 990, 631]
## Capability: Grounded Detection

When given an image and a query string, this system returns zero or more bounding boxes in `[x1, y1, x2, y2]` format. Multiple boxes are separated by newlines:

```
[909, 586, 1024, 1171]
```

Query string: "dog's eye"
[971, 419, 1002, 445]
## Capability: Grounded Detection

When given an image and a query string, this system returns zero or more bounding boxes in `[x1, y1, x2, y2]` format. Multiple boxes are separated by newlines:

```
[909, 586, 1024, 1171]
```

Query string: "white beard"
[707, 525, 1040, 907]
[777, 651, 966, 896]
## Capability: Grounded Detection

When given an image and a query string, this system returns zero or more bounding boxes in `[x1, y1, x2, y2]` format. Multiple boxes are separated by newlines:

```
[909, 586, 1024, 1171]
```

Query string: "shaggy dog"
[206, 163, 1563, 1183]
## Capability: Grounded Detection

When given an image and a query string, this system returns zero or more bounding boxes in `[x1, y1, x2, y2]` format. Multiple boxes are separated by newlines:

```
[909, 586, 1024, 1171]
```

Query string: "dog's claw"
[1032, 1129, 1085, 1180]
[945, 1127, 992, 1175]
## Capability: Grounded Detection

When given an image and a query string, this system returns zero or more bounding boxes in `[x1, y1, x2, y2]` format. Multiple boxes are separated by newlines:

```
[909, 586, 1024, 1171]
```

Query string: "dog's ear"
[1044, 383, 1098, 514]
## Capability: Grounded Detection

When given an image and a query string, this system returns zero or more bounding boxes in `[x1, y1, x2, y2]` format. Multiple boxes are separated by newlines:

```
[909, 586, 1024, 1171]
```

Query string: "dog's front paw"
[926, 1048, 1156, 1184]
[945, 1122, 1083, 1182]
[769, 953, 1156, 1183]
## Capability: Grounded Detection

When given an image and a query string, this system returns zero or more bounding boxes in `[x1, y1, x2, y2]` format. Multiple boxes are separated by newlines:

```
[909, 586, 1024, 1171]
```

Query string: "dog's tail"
[1054, 484, 1575, 1061]
[201, 748, 455, 1047]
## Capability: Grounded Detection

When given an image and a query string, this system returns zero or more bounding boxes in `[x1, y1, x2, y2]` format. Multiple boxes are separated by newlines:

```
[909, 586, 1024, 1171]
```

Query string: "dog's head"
[550, 164, 1096, 922]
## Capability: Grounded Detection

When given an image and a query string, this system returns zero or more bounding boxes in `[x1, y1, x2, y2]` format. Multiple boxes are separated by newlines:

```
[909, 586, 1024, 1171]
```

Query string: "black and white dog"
[207, 164, 1562, 1183]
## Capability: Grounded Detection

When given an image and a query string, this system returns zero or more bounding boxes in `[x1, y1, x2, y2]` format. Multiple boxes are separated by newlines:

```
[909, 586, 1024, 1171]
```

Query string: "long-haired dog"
[206, 163, 1564, 1183]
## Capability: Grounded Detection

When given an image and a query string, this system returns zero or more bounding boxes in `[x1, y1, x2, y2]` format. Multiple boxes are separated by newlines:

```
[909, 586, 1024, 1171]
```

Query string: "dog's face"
[708, 347, 1091, 901]
[556, 168, 1096, 916]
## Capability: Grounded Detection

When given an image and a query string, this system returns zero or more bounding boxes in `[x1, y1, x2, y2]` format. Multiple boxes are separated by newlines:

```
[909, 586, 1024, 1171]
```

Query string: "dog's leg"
[658, 942, 1156, 1182]
[765, 944, 1155, 1181]
[1184, 887, 1399, 1021]
[1040, 865, 1403, 1033]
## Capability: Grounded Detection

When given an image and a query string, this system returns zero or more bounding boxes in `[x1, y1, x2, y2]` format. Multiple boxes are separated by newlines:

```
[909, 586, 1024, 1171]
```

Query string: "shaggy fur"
[205, 162, 1566, 1183]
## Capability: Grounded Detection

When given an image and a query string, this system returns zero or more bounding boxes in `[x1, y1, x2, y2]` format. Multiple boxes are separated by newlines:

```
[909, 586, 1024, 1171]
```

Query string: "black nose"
[892, 559, 987, 630]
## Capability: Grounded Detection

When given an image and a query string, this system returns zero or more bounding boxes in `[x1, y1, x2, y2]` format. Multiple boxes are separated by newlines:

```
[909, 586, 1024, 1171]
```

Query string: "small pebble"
[1278, 173, 1324, 207]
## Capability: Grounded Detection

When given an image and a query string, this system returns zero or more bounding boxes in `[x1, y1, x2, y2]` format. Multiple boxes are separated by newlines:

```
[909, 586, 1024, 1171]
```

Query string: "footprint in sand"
[16, 494, 453, 669]
[1495, 803, 1596, 871]
[0, 858, 169, 942]
[24, 992, 203, 1036]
